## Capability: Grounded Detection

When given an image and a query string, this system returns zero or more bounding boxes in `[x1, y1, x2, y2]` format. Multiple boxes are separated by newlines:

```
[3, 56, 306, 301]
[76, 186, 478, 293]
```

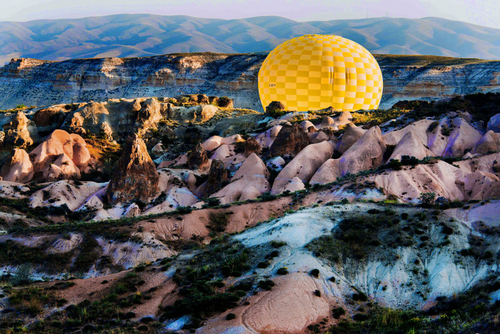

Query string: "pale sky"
[1, 0, 499, 29]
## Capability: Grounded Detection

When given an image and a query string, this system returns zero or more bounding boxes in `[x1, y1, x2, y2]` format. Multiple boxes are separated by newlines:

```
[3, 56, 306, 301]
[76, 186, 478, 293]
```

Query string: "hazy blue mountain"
[1, 14, 500, 64]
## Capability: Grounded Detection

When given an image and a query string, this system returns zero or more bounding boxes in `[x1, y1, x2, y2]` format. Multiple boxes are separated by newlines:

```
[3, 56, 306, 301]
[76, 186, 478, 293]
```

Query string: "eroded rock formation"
[107, 133, 159, 203]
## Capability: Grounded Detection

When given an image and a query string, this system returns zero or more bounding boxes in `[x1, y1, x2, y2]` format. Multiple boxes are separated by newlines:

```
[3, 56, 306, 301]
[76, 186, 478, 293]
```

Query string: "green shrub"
[206, 198, 221, 207]
[209, 212, 230, 233]
[258, 279, 275, 291]
[271, 240, 287, 248]
[10, 263, 34, 286]
[310, 269, 320, 278]
[176, 206, 193, 214]
[257, 261, 270, 268]
[276, 267, 289, 275]
[387, 159, 402, 170]
[419, 192, 436, 205]
[353, 313, 369, 321]
[353, 292, 368, 302]
[332, 306, 346, 319]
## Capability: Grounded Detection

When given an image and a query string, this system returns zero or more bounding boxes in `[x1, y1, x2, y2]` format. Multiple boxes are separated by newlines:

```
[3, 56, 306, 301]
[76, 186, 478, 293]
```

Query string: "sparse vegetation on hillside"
[163, 237, 254, 329]
[374, 54, 493, 66]
[306, 207, 473, 267]
[392, 92, 500, 124]
[323, 276, 500, 333]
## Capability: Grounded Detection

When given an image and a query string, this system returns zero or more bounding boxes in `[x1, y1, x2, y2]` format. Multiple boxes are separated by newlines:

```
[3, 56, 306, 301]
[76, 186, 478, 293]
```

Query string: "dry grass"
[84, 137, 121, 162]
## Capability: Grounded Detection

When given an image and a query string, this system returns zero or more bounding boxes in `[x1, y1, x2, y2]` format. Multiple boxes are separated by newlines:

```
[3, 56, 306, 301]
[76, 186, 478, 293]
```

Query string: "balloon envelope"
[258, 34, 383, 112]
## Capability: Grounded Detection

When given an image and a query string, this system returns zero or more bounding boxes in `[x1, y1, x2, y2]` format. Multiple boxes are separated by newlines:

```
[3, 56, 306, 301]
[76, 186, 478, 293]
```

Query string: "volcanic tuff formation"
[1, 54, 500, 111]
[0, 92, 500, 333]
[107, 133, 159, 203]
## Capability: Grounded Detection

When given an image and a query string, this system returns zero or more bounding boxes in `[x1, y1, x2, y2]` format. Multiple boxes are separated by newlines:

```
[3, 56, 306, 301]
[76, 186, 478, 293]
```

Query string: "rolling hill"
[1, 14, 500, 64]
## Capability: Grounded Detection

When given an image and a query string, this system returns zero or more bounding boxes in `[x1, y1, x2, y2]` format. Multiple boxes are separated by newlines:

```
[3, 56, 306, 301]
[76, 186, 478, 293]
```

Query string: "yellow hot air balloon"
[258, 34, 383, 112]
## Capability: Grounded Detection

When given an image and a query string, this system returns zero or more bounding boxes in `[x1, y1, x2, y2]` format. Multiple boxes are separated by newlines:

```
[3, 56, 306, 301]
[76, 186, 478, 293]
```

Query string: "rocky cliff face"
[1, 53, 500, 111]
[0, 54, 265, 111]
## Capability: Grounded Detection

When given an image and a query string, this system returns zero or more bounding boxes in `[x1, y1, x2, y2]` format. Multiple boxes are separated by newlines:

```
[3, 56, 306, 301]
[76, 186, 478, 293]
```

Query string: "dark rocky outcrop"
[33, 105, 68, 129]
[2, 53, 500, 112]
[266, 101, 286, 114]
[268, 123, 310, 158]
[244, 137, 262, 157]
[187, 143, 209, 170]
[197, 94, 209, 104]
[107, 133, 159, 203]
[3, 111, 33, 148]
[205, 159, 228, 196]
[217, 97, 234, 108]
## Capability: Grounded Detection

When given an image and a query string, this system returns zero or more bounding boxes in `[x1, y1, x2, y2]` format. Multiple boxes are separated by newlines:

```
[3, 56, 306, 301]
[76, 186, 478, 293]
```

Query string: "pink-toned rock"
[339, 126, 386, 176]
[311, 131, 330, 144]
[211, 153, 270, 204]
[271, 141, 334, 194]
[30, 129, 91, 173]
[487, 113, 500, 132]
[336, 123, 366, 153]
[443, 118, 482, 157]
[389, 130, 435, 161]
[471, 130, 500, 155]
[333, 111, 353, 126]
[270, 125, 283, 138]
[221, 134, 244, 145]
[239, 185, 263, 201]
[70, 132, 87, 146]
[29, 139, 62, 170]
[462, 170, 500, 201]
[317, 116, 336, 129]
[256, 125, 283, 148]
[233, 153, 270, 180]
[372, 160, 466, 202]
[310, 159, 340, 185]
[151, 142, 165, 156]
[0, 148, 33, 183]
[428, 117, 482, 158]
[202, 136, 223, 151]
[283, 177, 305, 193]
[51, 153, 80, 179]
[158, 161, 174, 169]
[28, 129, 91, 180]
[172, 154, 188, 167]
[72, 143, 91, 167]
[211, 145, 233, 160]
[124, 203, 141, 217]
[183, 172, 198, 191]
[30, 180, 105, 211]
[202, 134, 244, 152]
[455, 152, 500, 175]
[383, 119, 433, 146]
[300, 120, 316, 132]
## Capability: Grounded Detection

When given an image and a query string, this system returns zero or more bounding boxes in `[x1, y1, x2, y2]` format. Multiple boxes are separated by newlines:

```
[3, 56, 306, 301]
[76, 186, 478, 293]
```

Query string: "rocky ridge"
[1, 54, 500, 111]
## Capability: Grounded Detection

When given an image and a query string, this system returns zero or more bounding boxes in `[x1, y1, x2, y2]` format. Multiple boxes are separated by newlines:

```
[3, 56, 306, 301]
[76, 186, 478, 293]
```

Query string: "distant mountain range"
[1, 14, 500, 64]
